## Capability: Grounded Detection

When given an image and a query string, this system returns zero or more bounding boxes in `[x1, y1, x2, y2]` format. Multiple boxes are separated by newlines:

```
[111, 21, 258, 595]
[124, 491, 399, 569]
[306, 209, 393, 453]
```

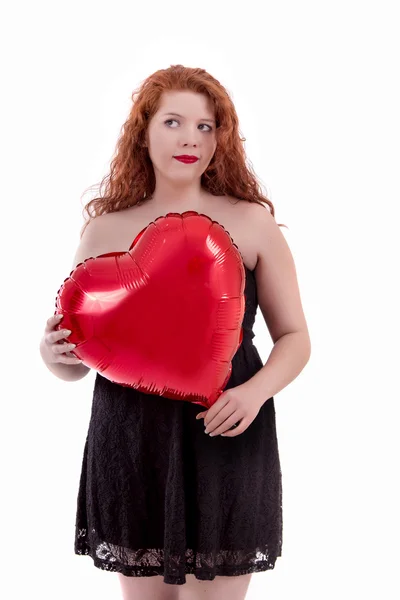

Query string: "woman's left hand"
[195, 384, 263, 437]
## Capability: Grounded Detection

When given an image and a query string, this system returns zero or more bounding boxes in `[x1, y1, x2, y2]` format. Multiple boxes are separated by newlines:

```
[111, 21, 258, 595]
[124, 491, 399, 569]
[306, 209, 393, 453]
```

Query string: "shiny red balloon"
[54, 210, 246, 408]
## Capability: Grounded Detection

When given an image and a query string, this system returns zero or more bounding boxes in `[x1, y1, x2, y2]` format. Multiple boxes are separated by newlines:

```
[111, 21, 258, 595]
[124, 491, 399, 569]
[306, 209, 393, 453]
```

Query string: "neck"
[147, 191, 211, 213]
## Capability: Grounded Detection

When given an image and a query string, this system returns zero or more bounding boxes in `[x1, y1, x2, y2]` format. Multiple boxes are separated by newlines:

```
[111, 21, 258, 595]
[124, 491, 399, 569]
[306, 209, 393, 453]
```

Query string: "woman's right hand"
[41, 314, 83, 365]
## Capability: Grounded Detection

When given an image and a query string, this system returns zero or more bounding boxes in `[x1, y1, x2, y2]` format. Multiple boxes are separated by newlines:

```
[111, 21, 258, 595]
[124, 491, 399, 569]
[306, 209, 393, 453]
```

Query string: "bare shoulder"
[245, 201, 287, 257]
[82, 211, 118, 235]
[248, 201, 311, 348]
[245, 200, 275, 224]
[226, 196, 267, 224]
[77, 212, 113, 242]
[72, 212, 117, 271]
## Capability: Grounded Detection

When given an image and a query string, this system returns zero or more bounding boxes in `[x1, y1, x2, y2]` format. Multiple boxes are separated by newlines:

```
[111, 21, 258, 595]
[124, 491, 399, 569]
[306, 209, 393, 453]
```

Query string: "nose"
[181, 128, 201, 147]
[183, 138, 198, 147]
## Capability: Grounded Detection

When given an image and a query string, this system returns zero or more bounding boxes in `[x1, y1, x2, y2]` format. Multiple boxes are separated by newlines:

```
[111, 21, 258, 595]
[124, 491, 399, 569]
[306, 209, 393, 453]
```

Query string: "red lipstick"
[174, 155, 199, 163]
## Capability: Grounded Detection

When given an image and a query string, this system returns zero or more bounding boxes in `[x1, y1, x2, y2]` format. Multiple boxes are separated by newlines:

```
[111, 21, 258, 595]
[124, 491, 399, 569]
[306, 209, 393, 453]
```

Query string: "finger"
[206, 412, 241, 437]
[55, 346, 82, 363]
[204, 404, 234, 431]
[203, 393, 230, 426]
[220, 420, 247, 437]
[48, 328, 72, 344]
[46, 314, 63, 331]
[52, 341, 76, 355]
[58, 355, 83, 365]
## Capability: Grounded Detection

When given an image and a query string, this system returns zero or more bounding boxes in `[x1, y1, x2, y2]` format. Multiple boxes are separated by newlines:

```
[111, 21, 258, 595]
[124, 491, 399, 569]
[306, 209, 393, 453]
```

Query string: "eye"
[164, 119, 213, 132]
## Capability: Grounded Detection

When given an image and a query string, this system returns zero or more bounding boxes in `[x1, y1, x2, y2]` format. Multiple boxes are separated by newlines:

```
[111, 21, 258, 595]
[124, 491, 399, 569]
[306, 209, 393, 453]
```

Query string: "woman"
[40, 64, 311, 600]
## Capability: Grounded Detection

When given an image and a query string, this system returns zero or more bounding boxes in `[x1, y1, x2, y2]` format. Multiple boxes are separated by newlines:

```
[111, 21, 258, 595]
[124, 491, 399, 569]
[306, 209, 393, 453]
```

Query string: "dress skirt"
[74, 267, 283, 585]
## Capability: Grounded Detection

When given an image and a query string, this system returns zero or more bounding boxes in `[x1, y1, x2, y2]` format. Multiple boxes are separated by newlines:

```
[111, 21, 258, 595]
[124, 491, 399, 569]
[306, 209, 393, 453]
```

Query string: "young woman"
[40, 64, 311, 600]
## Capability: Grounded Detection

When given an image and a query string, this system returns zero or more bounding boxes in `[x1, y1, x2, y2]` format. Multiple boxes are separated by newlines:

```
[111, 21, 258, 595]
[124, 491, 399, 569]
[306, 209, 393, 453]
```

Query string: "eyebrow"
[163, 112, 216, 124]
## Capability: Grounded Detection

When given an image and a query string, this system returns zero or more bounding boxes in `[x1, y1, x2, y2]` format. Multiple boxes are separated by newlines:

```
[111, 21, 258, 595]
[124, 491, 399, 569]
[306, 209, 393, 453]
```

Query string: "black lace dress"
[74, 265, 283, 585]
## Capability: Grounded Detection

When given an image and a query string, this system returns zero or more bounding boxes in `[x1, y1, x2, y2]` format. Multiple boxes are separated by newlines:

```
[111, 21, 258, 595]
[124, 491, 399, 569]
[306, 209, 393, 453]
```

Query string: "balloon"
[54, 210, 246, 408]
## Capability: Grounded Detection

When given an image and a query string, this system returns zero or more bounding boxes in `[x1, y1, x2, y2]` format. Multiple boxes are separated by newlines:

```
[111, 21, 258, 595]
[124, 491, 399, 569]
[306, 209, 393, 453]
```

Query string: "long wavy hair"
[79, 64, 287, 238]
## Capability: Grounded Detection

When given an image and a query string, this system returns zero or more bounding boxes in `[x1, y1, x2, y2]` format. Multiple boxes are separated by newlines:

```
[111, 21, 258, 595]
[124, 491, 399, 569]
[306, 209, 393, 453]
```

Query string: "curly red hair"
[80, 64, 287, 238]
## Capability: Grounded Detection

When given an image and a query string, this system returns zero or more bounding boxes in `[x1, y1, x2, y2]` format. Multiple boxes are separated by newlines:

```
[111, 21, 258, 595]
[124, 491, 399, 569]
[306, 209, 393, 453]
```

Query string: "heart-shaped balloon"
[54, 210, 246, 408]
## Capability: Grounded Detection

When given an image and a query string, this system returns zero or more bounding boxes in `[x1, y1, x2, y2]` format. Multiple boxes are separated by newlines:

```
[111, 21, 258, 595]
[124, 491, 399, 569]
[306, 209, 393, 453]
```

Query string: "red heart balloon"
[54, 211, 246, 408]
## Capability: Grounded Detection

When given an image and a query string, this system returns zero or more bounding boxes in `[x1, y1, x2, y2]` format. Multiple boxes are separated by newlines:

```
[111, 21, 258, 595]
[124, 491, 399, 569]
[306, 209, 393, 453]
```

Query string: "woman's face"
[145, 90, 217, 186]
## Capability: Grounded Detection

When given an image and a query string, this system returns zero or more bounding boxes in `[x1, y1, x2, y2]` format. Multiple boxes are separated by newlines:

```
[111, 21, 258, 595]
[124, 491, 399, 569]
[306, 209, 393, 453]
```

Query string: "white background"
[1, 1, 399, 599]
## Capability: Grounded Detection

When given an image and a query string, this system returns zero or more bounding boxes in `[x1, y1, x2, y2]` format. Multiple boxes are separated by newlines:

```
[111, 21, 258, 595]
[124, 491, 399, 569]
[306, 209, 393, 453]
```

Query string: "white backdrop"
[1, 0, 399, 599]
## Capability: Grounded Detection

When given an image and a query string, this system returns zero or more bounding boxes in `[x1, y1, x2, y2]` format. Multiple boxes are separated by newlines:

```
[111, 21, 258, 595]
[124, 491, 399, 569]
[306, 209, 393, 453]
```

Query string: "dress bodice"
[241, 266, 258, 342]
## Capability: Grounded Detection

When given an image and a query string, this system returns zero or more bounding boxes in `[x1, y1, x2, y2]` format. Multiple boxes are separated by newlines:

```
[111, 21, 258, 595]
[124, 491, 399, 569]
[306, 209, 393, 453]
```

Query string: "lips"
[174, 155, 199, 163]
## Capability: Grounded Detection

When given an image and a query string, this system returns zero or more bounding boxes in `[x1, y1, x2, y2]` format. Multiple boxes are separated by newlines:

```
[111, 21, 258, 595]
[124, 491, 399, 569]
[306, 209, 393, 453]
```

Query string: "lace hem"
[75, 528, 281, 585]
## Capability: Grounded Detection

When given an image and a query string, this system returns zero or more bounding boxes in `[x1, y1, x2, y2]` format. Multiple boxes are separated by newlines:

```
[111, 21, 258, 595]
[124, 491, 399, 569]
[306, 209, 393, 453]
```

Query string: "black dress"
[74, 265, 283, 585]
